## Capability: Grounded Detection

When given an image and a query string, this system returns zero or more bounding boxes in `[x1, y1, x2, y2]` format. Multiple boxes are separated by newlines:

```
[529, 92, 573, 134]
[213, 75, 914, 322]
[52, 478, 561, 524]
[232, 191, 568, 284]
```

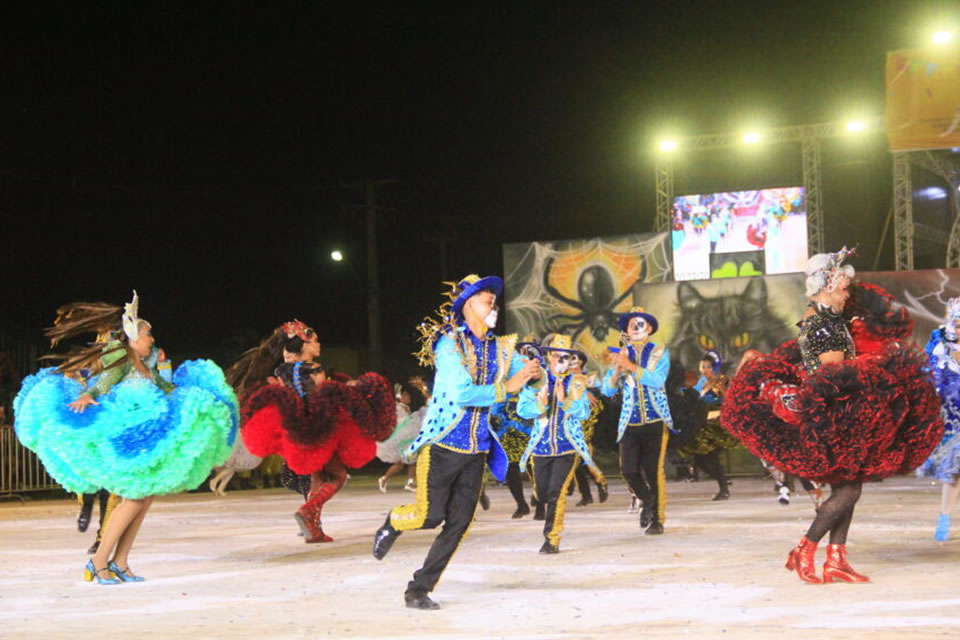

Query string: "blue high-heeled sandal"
[84, 560, 120, 585]
[108, 561, 145, 582]
[935, 513, 951, 542]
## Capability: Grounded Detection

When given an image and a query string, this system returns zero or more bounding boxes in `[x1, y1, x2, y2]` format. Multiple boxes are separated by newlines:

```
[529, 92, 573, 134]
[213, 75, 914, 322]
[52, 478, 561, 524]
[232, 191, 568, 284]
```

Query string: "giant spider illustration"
[542, 256, 646, 343]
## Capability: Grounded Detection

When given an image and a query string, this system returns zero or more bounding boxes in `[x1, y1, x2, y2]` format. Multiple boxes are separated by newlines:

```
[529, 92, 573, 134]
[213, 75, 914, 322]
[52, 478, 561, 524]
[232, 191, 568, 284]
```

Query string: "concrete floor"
[0, 475, 958, 639]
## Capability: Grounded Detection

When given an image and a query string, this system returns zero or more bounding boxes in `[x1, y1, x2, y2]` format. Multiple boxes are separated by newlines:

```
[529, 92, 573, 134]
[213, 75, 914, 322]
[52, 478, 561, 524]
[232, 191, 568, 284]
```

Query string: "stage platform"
[1, 476, 958, 639]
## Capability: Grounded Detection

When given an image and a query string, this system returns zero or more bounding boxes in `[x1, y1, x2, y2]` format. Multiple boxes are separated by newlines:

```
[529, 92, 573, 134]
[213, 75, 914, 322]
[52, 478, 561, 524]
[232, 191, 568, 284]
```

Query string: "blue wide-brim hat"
[618, 306, 659, 335]
[451, 274, 504, 317]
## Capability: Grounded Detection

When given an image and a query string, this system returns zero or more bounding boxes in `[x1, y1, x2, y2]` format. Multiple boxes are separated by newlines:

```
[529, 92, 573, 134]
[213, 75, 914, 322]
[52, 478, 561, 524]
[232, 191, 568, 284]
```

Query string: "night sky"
[0, 2, 952, 373]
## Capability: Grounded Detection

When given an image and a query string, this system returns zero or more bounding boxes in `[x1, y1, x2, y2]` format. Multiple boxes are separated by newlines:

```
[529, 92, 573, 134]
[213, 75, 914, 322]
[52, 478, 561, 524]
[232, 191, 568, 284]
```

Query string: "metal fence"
[0, 424, 59, 496]
[0, 333, 59, 497]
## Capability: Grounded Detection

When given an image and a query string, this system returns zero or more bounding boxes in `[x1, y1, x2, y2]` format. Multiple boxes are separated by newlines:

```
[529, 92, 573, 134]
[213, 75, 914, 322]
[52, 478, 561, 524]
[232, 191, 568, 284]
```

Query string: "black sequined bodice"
[797, 302, 855, 375]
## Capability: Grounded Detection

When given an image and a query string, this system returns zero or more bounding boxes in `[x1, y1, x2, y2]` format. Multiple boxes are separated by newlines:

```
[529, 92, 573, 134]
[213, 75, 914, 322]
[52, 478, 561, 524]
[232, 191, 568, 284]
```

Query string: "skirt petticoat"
[721, 341, 943, 484]
[376, 406, 426, 464]
[14, 360, 238, 499]
[221, 438, 263, 472]
[677, 419, 740, 457]
[240, 372, 396, 475]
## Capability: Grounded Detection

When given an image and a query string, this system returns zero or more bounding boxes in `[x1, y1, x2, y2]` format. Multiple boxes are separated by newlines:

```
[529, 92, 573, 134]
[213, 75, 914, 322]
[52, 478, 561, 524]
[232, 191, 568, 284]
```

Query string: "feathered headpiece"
[805, 246, 856, 297]
[121, 290, 141, 342]
[414, 282, 460, 368]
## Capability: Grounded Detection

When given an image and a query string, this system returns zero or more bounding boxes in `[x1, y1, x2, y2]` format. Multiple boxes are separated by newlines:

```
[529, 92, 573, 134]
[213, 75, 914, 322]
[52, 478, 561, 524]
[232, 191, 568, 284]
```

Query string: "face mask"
[628, 320, 649, 342]
[483, 308, 498, 329]
[552, 354, 571, 375]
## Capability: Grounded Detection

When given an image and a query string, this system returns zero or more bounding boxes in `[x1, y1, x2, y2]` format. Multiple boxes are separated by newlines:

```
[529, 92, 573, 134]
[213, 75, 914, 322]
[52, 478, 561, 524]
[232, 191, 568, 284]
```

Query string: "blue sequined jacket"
[404, 326, 521, 482]
[516, 371, 596, 472]
[601, 341, 673, 442]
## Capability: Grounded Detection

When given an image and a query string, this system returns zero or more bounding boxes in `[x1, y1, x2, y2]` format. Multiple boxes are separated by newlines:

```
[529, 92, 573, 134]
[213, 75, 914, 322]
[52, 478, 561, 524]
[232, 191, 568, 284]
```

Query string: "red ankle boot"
[294, 498, 333, 543]
[785, 536, 822, 584]
[294, 475, 345, 543]
[822, 544, 870, 583]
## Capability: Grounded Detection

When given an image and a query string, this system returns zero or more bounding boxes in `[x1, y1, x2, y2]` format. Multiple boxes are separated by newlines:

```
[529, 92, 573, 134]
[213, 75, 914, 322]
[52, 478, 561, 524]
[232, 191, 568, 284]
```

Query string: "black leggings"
[804, 481, 862, 544]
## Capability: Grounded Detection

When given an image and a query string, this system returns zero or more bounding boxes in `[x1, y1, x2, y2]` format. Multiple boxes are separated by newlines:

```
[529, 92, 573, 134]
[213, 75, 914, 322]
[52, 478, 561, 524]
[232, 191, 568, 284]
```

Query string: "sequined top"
[433, 328, 500, 454]
[797, 302, 855, 375]
[518, 372, 590, 457]
[84, 343, 173, 398]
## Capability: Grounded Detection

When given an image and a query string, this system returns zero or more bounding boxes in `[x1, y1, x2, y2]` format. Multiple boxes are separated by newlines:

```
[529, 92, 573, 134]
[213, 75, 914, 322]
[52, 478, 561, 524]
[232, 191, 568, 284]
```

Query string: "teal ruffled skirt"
[14, 360, 238, 499]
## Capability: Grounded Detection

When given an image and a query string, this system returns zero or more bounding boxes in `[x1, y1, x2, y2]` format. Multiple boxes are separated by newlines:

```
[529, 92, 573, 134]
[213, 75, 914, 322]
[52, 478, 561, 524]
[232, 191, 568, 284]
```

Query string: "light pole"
[344, 178, 398, 369]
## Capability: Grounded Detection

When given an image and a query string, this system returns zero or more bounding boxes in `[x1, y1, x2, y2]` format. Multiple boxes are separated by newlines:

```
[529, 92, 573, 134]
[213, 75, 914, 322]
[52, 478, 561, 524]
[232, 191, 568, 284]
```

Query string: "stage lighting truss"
[654, 121, 873, 256]
[894, 150, 960, 270]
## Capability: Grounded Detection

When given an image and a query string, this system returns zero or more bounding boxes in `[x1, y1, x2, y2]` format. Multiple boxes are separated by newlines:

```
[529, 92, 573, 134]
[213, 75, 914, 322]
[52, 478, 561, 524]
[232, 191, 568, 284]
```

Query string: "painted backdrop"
[504, 235, 960, 378]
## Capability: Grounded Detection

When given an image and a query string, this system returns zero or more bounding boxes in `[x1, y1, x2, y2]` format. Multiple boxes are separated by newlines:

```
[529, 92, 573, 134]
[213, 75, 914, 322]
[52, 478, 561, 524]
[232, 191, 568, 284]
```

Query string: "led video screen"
[671, 187, 808, 281]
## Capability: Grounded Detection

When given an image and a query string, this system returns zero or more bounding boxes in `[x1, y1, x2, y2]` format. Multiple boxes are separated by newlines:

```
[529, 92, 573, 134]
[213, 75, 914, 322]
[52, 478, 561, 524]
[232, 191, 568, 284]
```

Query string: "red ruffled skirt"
[240, 372, 396, 475]
[721, 337, 942, 484]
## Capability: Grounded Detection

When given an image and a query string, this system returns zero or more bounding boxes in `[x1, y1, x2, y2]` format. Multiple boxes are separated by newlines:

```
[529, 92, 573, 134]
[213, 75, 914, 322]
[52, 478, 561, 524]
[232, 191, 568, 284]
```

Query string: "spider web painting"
[503, 233, 672, 370]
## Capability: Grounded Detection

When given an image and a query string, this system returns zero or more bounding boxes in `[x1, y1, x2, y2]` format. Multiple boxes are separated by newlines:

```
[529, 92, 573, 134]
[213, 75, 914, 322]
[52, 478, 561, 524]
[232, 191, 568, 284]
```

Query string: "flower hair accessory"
[281, 319, 315, 343]
[122, 290, 141, 342]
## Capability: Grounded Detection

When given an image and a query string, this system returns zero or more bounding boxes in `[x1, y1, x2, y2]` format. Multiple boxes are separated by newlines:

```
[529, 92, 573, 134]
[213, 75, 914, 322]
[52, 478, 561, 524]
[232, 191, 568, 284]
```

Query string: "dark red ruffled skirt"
[721, 337, 943, 484]
[240, 372, 396, 475]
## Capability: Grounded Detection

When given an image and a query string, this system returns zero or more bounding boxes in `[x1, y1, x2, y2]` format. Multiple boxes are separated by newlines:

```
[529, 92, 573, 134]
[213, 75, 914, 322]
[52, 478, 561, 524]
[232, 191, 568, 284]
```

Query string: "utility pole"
[425, 235, 455, 282]
[345, 178, 398, 369]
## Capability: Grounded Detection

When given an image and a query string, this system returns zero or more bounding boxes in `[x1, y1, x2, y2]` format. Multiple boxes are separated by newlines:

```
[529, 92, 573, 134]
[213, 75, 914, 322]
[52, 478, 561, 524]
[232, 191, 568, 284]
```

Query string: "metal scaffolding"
[653, 120, 883, 256]
[892, 151, 914, 271]
[891, 150, 960, 270]
[910, 151, 960, 268]
[654, 156, 673, 235]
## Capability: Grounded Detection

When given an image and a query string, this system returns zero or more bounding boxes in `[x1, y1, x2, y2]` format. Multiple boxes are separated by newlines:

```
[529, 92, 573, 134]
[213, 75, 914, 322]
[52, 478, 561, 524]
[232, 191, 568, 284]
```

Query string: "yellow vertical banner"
[885, 47, 960, 151]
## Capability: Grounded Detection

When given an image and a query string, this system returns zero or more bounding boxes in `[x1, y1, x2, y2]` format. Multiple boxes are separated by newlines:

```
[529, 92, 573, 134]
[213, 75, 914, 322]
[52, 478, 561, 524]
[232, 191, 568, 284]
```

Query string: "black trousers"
[505, 461, 527, 509]
[574, 463, 593, 501]
[388, 445, 485, 596]
[532, 453, 577, 546]
[80, 490, 109, 526]
[619, 422, 669, 524]
[693, 451, 727, 491]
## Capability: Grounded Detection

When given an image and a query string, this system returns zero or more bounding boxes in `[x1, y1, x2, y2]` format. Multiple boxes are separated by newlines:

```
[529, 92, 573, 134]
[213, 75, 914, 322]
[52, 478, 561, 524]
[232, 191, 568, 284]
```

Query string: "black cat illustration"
[668, 278, 793, 371]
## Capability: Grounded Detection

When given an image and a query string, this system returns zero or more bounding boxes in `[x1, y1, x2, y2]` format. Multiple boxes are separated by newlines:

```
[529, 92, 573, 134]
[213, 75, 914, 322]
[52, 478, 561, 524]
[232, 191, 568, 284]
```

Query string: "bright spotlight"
[330, 250, 344, 262]
[932, 31, 952, 45]
[743, 132, 761, 144]
[659, 140, 677, 152]
[846, 120, 866, 133]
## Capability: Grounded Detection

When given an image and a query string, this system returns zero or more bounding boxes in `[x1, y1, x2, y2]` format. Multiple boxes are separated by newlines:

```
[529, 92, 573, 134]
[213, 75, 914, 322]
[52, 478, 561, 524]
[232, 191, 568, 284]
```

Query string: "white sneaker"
[628, 496, 640, 513]
[378, 476, 388, 494]
[777, 485, 791, 505]
[404, 479, 416, 492]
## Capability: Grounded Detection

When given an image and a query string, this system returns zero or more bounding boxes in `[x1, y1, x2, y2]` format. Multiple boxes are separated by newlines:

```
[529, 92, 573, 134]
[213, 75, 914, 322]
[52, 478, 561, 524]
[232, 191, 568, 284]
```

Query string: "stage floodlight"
[932, 31, 952, 44]
[659, 140, 677, 152]
[331, 250, 344, 262]
[743, 132, 761, 144]
[846, 120, 867, 133]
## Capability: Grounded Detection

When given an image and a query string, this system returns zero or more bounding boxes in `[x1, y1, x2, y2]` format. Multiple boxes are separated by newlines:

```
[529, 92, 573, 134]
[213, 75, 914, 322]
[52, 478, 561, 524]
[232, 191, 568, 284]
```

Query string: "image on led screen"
[671, 187, 808, 281]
